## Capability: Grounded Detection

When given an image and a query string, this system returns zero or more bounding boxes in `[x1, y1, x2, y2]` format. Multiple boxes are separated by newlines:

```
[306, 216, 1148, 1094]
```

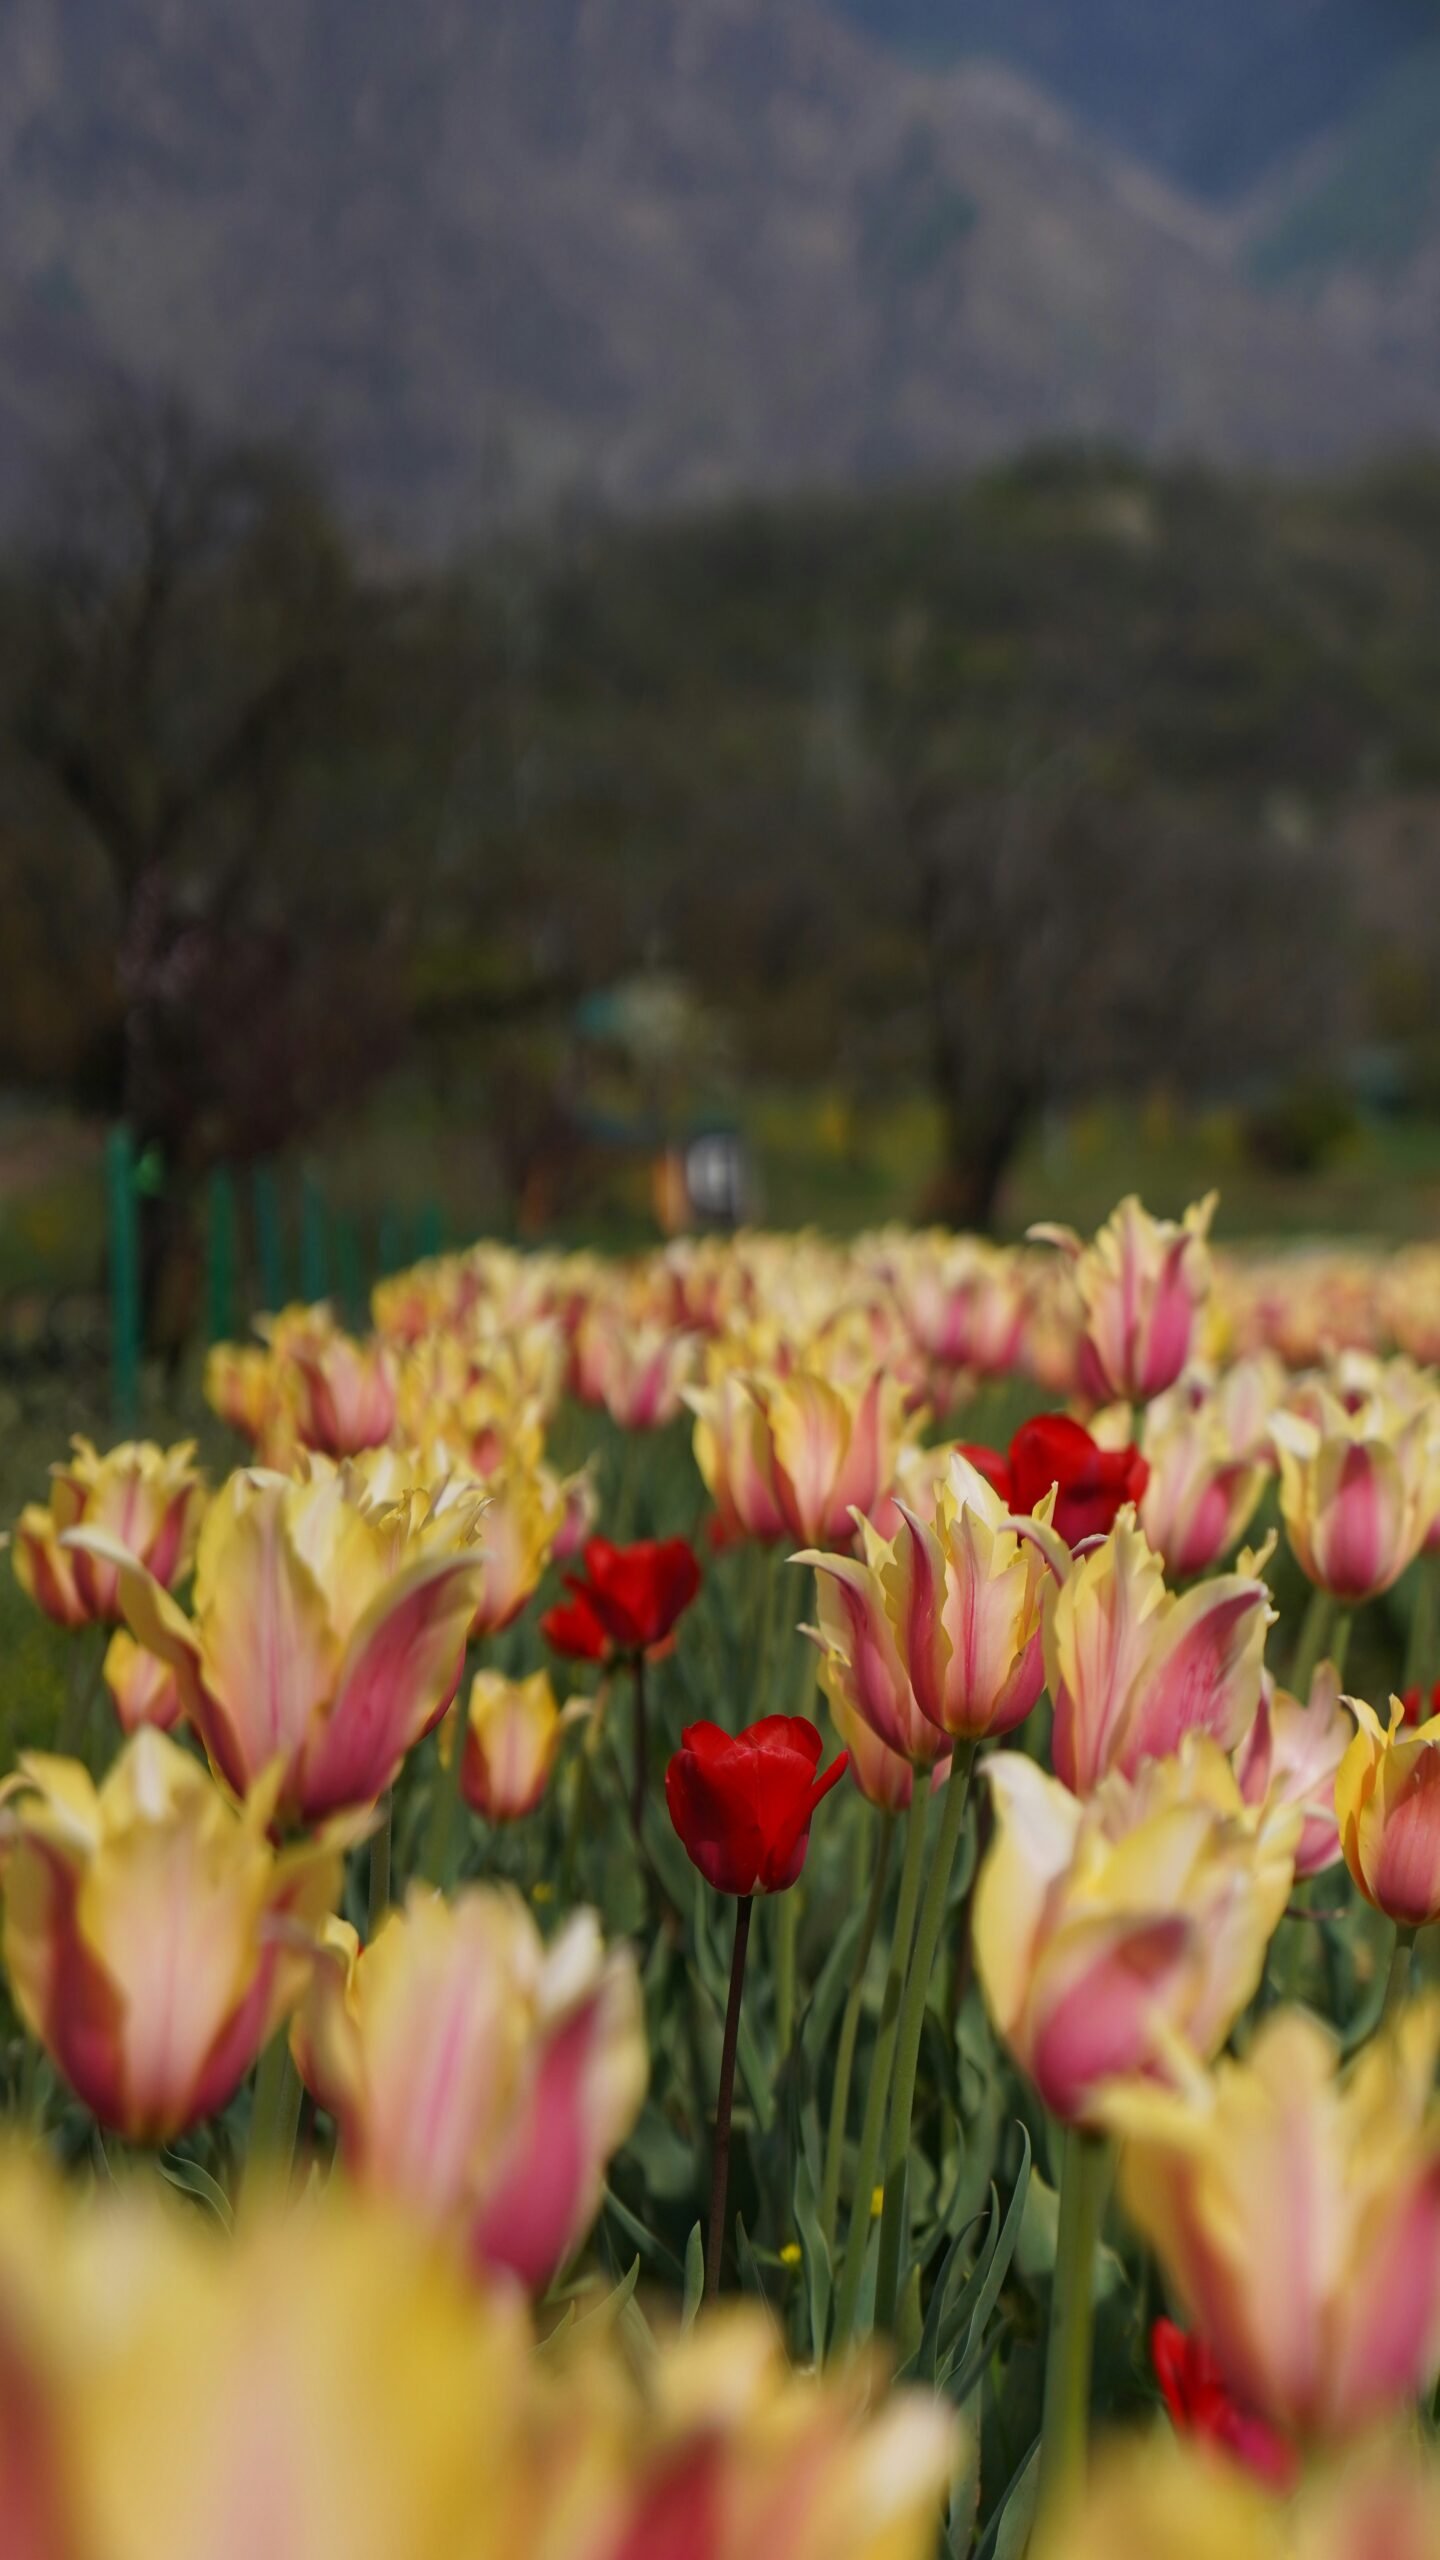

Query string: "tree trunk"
[921, 1088, 1030, 1234]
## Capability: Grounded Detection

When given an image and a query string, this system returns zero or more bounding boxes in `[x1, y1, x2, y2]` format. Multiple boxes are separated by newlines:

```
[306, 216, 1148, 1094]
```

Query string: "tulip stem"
[1382, 1922, 1419, 2030]
[874, 1741, 977, 2335]
[1036, 2125, 1110, 2529]
[1407, 1558, 1439, 1695]
[706, 1892, 753, 2301]
[1288, 1588, 1335, 1702]
[629, 1652, 648, 1840]
[368, 1791, 392, 1935]
[420, 1698, 471, 1891]
[821, 1815, 895, 2246]
[1328, 1611, 1352, 1686]
[244, 2032, 304, 2202]
[831, 1780, 931, 2351]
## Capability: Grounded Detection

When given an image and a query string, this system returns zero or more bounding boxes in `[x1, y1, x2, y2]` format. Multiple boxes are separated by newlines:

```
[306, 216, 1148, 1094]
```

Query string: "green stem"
[243, 2032, 304, 2204]
[1328, 1610, 1353, 1686]
[774, 1885, 799, 2057]
[1288, 1587, 1335, 1701]
[1036, 2126, 1110, 2528]
[1382, 1922, 1419, 2031]
[420, 1692, 472, 1890]
[57, 1627, 107, 1759]
[831, 1780, 931, 2351]
[1406, 1556, 1439, 1696]
[629, 1652, 648, 1840]
[874, 1741, 977, 2333]
[821, 1816, 895, 2246]
[706, 1893, 753, 2301]
[368, 1791, 392, 1936]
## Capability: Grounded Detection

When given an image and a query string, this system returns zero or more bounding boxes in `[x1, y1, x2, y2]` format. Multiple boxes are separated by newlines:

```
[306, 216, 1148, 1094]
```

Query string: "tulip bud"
[1236, 1663, 1353, 1879]
[689, 1363, 909, 1551]
[1336, 1693, 1440, 1926]
[287, 1320, 397, 1457]
[1031, 1192, 1217, 1405]
[12, 1438, 205, 1630]
[665, 1717, 848, 1896]
[1041, 1508, 1272, 1795]
[293, 1887, 646, 2293]
[102, 1629, 184, 1736]
[974, 1738, 1296, 2127]
[0, 1730, 349, 2144]
[1273, 1392, 1440, 1603]
[1105, 2003, 1440, 2441]
[457, 1669, 564, 1823]
[1139, 1387, 1268, 1577]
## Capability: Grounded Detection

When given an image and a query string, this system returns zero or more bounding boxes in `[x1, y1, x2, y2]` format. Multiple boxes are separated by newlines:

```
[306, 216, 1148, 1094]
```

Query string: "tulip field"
[8, 1195, 1440, 2558]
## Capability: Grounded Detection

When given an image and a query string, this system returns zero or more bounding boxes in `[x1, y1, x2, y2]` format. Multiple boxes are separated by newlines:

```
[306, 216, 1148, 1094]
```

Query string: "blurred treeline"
[1, 395, 1438, 1303]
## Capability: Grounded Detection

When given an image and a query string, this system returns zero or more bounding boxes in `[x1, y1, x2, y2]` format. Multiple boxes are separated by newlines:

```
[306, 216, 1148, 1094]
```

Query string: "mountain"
[0, 0, 1437, 545]
[824, 0, 1438, 201]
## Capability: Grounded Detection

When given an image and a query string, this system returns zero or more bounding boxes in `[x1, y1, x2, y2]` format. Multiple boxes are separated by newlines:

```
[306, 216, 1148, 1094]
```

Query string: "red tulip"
[1007, 1414, 1148, 1547]
[666, 1717, 848, 1897]
[1151, 2320, 1297, 2490]
[955, 1442, 1013, 1503]
[545, 1537, 701, 1662]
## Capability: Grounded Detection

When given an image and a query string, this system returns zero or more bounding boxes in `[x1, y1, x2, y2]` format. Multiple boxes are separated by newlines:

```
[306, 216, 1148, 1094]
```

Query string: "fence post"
[377, 1205, 402, 1279]
[415, 1199, 445, 1262]
[334, 1216, 365, 1331]
[253, 1163, 286, 1314]
[206, 1166, 237, 1345]
[106, 1126, 141, 1435]
[300, 1171, 328, 1305]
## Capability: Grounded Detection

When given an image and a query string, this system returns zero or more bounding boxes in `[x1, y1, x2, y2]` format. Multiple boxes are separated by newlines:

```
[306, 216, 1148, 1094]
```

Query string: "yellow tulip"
[292, 1884, 646, 2292]
[1031, 1193, 1217, 1404]
[1335, 1694, 1440, 1926]
[1106, 2003, 1440, 2439]
[456, 1668, 567, 1823]
[13, 1438, 204, 1629]
[1272, 1387, 1440, 1602]
[67, 1463, 485, 1822]
[974, 1738, 1296, 2127]
[0, 1729, 348, 2144]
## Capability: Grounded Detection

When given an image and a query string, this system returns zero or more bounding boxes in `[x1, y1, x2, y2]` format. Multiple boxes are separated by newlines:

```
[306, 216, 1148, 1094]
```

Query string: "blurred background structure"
[3, 0, 1440, 1366]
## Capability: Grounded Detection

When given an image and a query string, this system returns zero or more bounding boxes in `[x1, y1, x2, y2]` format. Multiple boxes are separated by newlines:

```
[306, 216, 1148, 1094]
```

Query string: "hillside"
[0, 0, 1437, 542]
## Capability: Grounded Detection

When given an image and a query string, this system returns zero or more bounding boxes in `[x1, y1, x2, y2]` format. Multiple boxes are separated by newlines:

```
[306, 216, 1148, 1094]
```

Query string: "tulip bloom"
[666, 1717, 848, 1896]
[1031, 1192, 1217, 1404]
[974, 1739, 1296, 2127]
[204, 1339, 281, 1446]
[69, 1466, 485, 1824]
[799, 1452, 1053, 1754]
[1007, 1412, 1149, 1547]
[0, 1729, 347, 2144]
[102, 1629, 184, 1736]
[288, 1322, 397, 1457]
[457, 1669, 566, 1823]
[1336, 1693, 1440, 1926]
[1272, 1392, 1440, 1602]
[1236, 1663, 1352, 1879]
[1140, 1389, 1268, 1578]
[543, 1536, 701, 1662]
[1152, 2320, 1297, 2489]
[890, 1237, 1028, 1388]
[689, 1363, 908, 1549]
[825, 1685, 951, 1810]
[293, 1886, 646, 2291]
[1037, 1508, 1272, 1796]
[1106, 2003, 1440, 2440]
[572, 1309, 698, 1429]
[12, 1438, 204, 1629]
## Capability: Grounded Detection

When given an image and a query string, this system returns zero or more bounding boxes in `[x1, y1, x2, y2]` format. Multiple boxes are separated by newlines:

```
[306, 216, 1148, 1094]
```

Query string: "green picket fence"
[107, 1134, 447, 1424]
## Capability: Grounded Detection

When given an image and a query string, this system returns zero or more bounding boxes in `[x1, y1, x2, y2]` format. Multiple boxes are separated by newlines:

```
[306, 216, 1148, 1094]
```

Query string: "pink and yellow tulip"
[102, 1628, 184, 1736]
[1335, 1693, 1440, 1926]
[1236, 1664, 1352, 1879]
[12, 1438, 204, 1630]
[1038, 1508, 1272, 1795]
[1139, 1386, 1268, 1578]
[690, 1362, 909, 1550]
[1106, 2003, 1440, 2441]
[287, 1319, 397, 1457]
[1031, 1193, 1217, 1405]
[0, 1729, 348, 2144]
[454, 1667, 570, 1823]
[798, 1452, 1053, 1752]
[1272, 1388, 1440, 1602]
[974, 1739, 1296, 2127]
[68, 1464, 485, 1823]
[292, 1885, 646, 2291]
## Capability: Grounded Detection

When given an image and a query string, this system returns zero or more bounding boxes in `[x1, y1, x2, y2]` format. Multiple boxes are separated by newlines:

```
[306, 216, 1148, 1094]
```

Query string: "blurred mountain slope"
[0, 0, 1436, 541]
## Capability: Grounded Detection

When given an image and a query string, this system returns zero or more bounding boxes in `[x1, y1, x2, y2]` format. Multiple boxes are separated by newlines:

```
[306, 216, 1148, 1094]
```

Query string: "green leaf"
[158, 2151, 234, 2229]
[895, 2261, 923, 2370]
[602, 2182, 684, 2279]
[568, 2255, 641, 2344]
[906, 2203, 988, 2386]
[793, 2150, 833, 2362]
[681, 2221, 706, 2330]
[974, 2439, 1041, 2560]
[735, 2214, 780, 2327]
